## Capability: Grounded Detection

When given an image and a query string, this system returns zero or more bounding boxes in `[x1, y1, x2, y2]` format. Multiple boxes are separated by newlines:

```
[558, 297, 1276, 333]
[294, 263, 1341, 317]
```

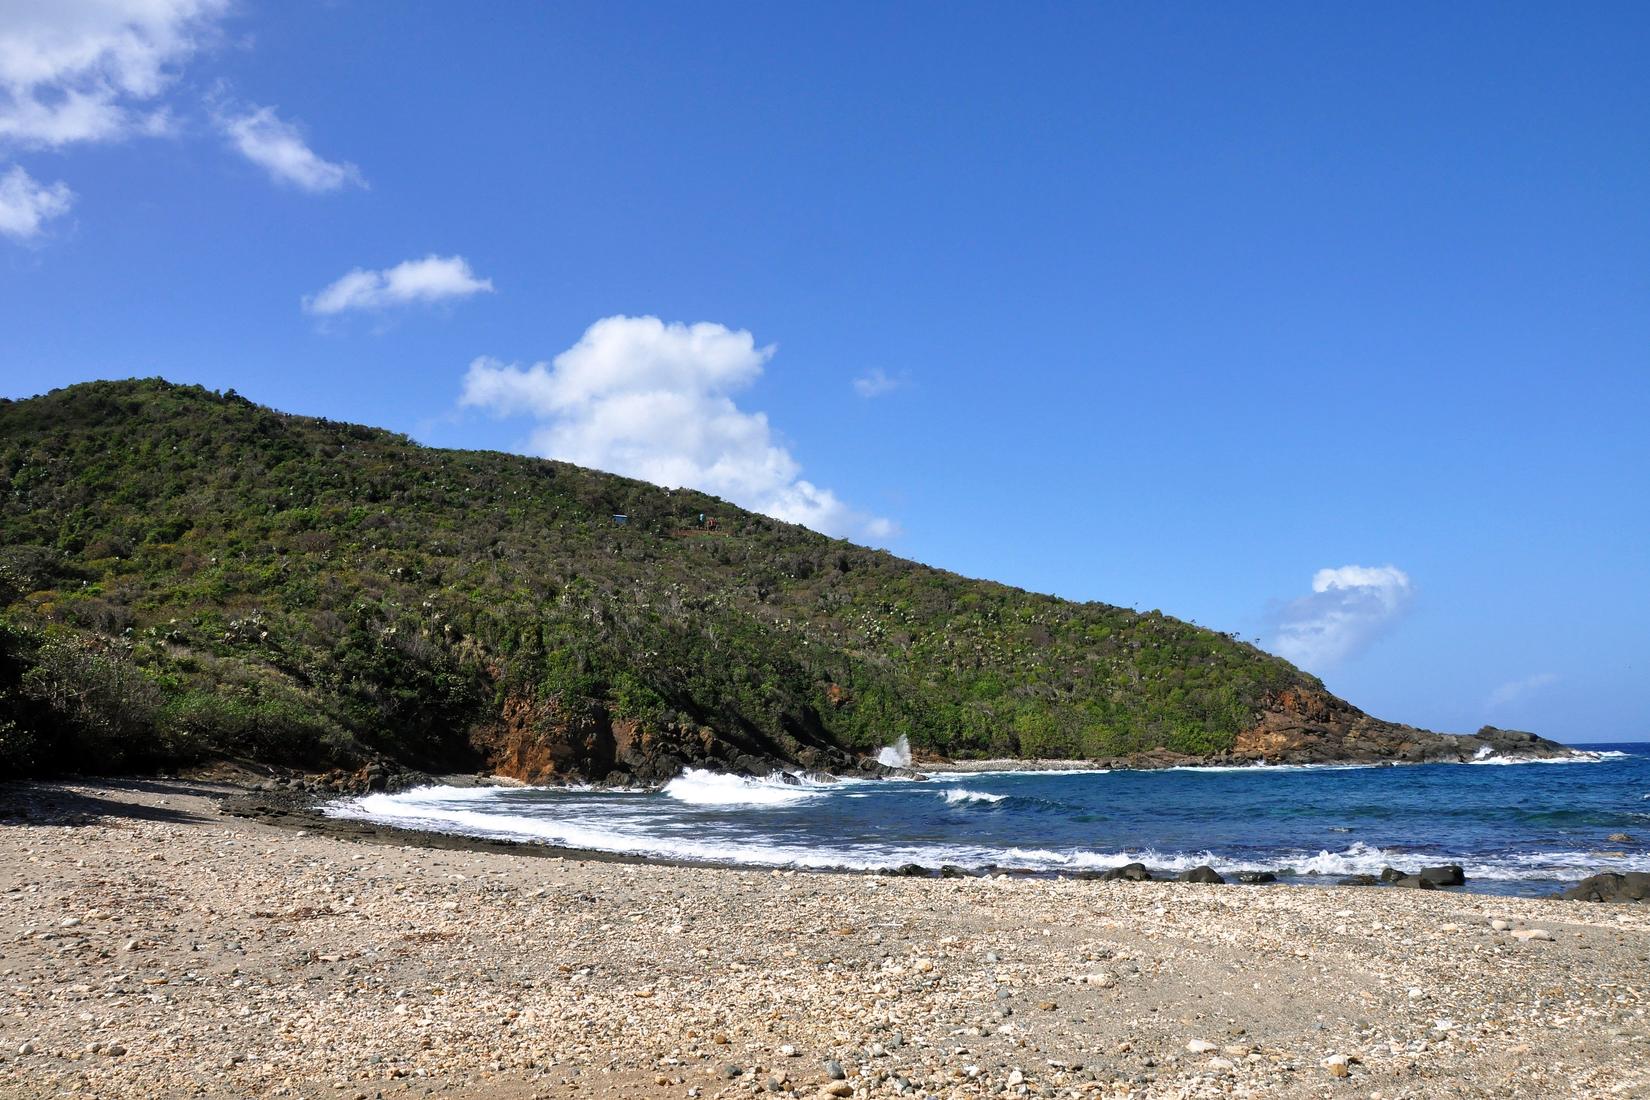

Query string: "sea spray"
[877, 735, 912, 768]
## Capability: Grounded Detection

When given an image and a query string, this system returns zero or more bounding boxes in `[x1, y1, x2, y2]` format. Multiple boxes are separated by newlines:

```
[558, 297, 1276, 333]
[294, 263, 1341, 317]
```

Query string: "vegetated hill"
[0, 380, 1564, 783]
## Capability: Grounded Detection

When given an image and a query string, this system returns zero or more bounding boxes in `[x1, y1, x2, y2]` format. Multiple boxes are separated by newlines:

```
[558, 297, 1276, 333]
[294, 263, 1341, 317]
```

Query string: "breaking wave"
[942, 788, 1007, 805]
[660, 769, 828, 806]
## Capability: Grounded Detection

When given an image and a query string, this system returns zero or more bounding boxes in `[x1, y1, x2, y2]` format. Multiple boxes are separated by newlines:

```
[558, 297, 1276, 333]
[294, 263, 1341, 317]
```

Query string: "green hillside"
[0, 379, 1317, 779]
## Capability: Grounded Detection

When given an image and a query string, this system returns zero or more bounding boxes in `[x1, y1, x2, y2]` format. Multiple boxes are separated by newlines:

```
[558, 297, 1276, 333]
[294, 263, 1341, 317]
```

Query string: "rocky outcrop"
[467, 690, 908, 786]
[1230, 688, 1575, 766]
[465, 684, 1578, 786]
[1562, 872, 1650, 903]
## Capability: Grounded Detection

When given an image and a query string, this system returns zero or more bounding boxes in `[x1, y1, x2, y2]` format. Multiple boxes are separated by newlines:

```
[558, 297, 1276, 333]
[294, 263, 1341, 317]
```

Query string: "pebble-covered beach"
[2, 778, 1647, 1100]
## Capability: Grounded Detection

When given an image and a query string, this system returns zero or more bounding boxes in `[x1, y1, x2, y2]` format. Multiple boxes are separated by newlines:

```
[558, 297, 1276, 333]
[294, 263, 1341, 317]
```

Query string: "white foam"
[876, 735, 912, 768]
[942, 788, 1007, 805]
[660, 769, 827, 807]
[1467, 750, 1624, 766]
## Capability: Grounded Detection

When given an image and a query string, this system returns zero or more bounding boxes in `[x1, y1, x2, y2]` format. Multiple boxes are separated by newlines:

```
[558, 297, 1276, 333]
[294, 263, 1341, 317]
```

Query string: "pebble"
[6, 779, 1647, 1100]
[824, 1058, 846, 1079]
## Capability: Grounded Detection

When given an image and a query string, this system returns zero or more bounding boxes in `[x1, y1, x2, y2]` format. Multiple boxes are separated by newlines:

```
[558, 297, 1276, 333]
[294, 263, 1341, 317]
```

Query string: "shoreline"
[274, 773, 1628, 901]
[1, 777, 1646, 1099]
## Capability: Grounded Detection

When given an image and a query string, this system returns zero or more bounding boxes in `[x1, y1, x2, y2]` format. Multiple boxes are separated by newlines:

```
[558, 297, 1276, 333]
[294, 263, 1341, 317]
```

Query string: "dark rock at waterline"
[1179, 865, 1225, 884]
[1234, 870, 1277, 884]
[938, 864, 969, 878]
[1099, 862, 1153, 882]
[1562, 871, 1650, 903]
[1338, 874, 1380, 886]
[889, 863, 928, 877]
[1391, 874, 1438, 890]
[1420, 864, 1466, 886]
[1379, 866, 1408, 883]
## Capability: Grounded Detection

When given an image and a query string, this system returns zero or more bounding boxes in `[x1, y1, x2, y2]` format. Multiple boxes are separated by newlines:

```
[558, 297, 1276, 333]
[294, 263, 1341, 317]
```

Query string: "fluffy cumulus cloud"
[461, 316, 896, 541]
[1487, 672, 1558, 710]
[1271, 564, 1413, 671]
[305, 255, 492, 315]
[0, 164, 73, 240]
[0, 0, 226, 148]
[218, 104, 363, 192]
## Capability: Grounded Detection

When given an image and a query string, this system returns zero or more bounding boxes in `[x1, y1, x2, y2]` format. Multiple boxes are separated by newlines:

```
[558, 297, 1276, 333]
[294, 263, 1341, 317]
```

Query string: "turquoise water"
[331, 742, 1650, 897]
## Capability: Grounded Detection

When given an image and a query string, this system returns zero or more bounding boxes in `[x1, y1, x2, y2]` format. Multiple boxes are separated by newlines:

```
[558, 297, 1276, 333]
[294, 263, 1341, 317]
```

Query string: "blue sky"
[2, 3, 1646, 741]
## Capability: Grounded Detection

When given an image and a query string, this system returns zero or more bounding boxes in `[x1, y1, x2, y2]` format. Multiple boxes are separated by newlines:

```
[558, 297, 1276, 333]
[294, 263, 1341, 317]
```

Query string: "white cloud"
[0, 0, 225, 148]
[1487, 672, 1558, 710]
[1271, 564, 1413, 671]
[0, 163, 73, 239]
[460, 315, 896, 541]
[305, 255, 493, 315]
[219, 105, 363, 192]
[853, 368, 903, 398]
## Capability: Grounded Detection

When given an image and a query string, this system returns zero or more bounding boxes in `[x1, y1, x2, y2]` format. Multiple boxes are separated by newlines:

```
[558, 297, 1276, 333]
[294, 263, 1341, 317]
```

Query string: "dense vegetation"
[0, 379, 1316, 778]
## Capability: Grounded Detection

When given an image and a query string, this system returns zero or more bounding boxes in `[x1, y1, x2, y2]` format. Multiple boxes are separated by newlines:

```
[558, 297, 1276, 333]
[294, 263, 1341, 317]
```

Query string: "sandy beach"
[2, 778, 1647, 1100]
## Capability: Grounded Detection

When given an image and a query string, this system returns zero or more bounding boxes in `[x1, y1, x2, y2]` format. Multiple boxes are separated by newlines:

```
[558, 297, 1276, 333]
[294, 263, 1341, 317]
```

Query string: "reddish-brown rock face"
[1231, 688, 1572, 766]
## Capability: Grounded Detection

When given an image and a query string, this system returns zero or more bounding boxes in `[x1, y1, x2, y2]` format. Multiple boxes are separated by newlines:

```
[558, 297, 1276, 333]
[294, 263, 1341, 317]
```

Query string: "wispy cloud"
[461, 315, 897, 542]
[852, 368, 905, 398]
[305, 255, 492, 315]
[0, 0, 224, 243]
[0, 164, 73, 240]
[1270, 564, 1413, 671]
[219, 104, 364, 193]
[0, 3, 361, 242]
[1487, 672, 1558, 709]
[0, 0, 227, 150]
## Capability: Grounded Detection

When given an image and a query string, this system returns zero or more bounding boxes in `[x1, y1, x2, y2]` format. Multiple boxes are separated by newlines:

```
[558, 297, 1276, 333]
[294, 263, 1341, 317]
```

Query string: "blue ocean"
[330, 742, 1650, 897]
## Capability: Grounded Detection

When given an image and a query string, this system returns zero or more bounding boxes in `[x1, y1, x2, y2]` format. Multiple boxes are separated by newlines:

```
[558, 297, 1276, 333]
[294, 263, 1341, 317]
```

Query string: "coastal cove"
[4, 777, 1648, 1100]
[321, 744, 1650, 899]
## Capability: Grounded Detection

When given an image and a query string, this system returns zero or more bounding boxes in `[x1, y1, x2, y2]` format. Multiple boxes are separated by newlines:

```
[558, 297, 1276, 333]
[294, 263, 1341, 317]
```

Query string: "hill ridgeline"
[0, 380, 1569, 785]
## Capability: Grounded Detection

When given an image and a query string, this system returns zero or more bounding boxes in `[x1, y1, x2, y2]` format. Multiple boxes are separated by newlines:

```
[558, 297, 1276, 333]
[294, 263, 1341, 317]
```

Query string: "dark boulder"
[1179, 865, 1226, 884]
[1562, 871, 1650, 903]
[1420, 864, 1465, 887]
[1100, 862, 1153, 882]
[889, 863, 928, 877]
[1234, 870, 1277, 884]
[1391, 874, 1438, 890]
[1379, 866, 1408, 883]
[1337, 874, 1379, 886]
